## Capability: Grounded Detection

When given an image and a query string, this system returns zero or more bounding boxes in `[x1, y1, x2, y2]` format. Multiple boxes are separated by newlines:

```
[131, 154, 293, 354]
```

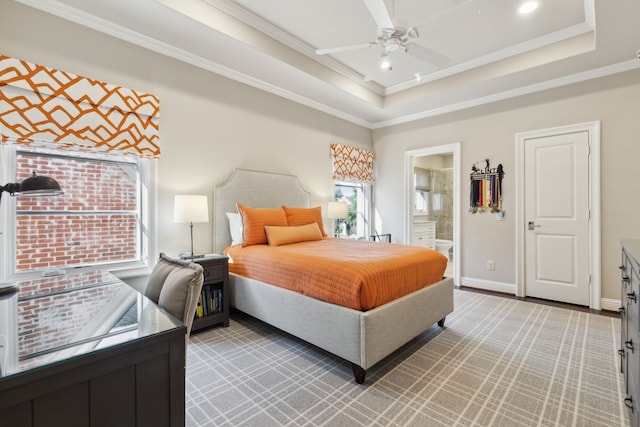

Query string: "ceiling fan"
[315, 0, 472, 69]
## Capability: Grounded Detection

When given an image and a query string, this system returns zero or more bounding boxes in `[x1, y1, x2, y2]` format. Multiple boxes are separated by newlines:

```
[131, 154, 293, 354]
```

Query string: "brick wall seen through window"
[14, 150, 141, 272]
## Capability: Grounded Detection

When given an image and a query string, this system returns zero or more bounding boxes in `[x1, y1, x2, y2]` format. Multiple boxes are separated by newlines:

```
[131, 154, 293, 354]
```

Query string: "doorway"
[515, 122, 601, 309]
[405, 143, 461, 287]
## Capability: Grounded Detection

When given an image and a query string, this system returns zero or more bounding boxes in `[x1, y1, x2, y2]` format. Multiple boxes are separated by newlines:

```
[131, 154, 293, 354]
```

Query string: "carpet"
[186, 289, 628, 426]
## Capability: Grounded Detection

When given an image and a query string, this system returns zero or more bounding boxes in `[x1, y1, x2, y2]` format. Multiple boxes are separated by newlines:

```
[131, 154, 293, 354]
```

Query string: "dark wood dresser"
[621, 239, 640, 427]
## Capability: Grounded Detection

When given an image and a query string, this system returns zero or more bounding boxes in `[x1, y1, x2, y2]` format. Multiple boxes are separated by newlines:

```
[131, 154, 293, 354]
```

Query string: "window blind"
[0, 55, 160, 159]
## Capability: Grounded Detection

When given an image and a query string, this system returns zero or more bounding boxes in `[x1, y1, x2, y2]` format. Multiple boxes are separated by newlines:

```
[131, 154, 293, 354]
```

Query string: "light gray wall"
[374, 70, 640, 301]
[1, 1, 371, 259]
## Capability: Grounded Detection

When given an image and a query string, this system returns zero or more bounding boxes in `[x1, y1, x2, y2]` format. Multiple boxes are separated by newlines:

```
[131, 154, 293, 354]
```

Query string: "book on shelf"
[196, 298, 203, 317]
[195, 285, 223, 318]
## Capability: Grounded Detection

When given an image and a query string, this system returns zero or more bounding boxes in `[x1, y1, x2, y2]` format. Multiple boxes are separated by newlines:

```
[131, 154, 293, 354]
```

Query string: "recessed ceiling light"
[518, 1, 539, 14]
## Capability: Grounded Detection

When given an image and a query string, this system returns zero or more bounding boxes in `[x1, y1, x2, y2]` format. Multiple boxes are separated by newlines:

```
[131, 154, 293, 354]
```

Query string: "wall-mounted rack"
[469, 159, 504, 214]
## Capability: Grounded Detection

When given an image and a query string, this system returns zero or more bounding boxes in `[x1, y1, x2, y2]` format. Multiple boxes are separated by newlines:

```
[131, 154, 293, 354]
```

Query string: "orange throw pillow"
[237, 203, 287, 247]
[264, 223, 323, 246]
[282, 205, 327, 237]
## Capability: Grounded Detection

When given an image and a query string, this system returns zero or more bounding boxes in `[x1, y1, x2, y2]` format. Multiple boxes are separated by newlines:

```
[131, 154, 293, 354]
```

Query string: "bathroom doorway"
[405, 143, 460, 287]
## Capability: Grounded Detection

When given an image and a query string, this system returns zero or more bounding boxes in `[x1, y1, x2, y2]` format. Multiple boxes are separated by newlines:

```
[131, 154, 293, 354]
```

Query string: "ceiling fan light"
[386, 38, 402, 52]
[380, 54, 392, 71]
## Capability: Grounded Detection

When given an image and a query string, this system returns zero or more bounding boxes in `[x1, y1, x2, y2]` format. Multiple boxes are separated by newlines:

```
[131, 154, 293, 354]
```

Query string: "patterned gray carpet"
[186, 289, 628, 426]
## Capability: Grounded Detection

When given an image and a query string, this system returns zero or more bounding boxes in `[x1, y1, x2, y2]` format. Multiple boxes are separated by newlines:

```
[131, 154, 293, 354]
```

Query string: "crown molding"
[202, 0, 385, 96]
[14, 0, 639, 131]
[373, 59, 640, 129]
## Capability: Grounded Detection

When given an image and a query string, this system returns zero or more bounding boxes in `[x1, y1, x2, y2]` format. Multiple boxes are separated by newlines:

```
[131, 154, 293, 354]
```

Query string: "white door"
[524, 131, 590, 305]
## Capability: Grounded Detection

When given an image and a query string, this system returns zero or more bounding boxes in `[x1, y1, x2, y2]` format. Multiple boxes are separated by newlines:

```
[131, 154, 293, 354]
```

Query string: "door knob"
[528, 221, 541, 231]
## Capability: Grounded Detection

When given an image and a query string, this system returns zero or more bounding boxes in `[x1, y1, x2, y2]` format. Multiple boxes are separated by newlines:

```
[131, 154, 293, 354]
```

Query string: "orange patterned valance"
[0, 55, 160, 159]
[331, 142, 375, 184]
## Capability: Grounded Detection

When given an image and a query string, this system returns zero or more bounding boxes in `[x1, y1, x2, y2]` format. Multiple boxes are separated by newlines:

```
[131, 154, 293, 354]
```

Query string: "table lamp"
[174, 195, 209, 259]
[328, 201, 348, 238]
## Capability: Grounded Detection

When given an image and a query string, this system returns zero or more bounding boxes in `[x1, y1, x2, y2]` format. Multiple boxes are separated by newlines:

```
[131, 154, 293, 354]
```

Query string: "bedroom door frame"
[515, 121, 601, 309]
[405, 142, 461, 288]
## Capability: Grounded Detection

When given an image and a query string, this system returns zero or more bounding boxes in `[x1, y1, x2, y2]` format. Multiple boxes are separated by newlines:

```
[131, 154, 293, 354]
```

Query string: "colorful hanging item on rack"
[469, 160, 504, 214]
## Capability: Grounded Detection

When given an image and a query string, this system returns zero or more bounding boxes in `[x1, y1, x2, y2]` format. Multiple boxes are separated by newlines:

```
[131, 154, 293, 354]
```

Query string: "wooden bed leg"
[437, 317, 446, 327]
[351, 364, 366, 384]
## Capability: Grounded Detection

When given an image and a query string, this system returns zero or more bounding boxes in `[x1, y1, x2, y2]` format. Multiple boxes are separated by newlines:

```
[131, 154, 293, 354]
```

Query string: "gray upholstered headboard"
[213, 169, 311, 253]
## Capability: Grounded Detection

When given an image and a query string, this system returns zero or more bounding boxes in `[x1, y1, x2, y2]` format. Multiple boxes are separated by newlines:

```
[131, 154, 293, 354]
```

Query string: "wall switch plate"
[487, 260, 495, 271]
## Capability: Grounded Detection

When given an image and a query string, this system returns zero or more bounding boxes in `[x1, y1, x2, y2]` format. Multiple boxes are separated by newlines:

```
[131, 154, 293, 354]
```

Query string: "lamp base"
[180, 253, 205, 260]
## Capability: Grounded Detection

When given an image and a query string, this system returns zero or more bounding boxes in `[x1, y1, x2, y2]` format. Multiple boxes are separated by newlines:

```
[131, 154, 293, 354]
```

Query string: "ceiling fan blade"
[362, 0, 394, 29]
[407, 44, 450, 67]
[315, 42, 377, 55]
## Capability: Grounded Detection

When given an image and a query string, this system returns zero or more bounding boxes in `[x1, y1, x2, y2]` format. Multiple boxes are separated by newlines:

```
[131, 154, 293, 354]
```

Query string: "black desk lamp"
[0, 172, 63, 297]
[0, 171, 64, 205]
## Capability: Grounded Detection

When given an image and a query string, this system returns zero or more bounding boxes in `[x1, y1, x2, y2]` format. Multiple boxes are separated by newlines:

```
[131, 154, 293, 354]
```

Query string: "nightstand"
[190, 254, 229, 332]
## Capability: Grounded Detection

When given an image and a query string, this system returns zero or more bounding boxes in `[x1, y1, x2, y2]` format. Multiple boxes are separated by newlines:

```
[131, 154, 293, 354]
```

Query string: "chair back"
[145, 253, 204, 337]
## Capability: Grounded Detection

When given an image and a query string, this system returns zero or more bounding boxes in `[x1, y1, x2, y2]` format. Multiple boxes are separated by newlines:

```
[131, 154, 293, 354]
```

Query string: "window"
[414, 189, 429, 214]
[333, 181, 371, 239]
[330, 143, 374, 240]
[1, 146, 154, 278]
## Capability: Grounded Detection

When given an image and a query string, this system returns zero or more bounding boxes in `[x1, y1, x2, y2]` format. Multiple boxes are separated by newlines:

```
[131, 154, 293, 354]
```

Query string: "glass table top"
[0, 271, 183, 378]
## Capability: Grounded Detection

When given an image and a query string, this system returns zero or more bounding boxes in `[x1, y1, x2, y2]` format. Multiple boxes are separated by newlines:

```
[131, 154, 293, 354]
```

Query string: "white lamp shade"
[174, 195, 209, 223]
[328, 201, 348, 219]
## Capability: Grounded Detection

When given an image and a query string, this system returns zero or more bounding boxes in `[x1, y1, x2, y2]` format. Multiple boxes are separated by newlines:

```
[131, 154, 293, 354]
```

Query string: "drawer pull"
[620, 306, 626, 315]
[623, 275, 630, 283]
[628, 292, 636, 303]
[625, 397, 634, 410]
[626, 339, 634, 352]
[619, 348, 626, 357]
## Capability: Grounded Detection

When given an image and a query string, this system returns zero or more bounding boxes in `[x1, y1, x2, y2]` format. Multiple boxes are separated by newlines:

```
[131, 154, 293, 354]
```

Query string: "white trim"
[373, 61, 640, 129]
[515, 121, 601, 309]
[387, 22, 594, 94]
[600, 298, 621, 313]
[404, 143, 461, 287]
[201, 0, 384, 95]
[460, 278, 619, 314]
[16, 0, 640, 130]
[460, 277, 516, 295]
[15, 0, 374, 129]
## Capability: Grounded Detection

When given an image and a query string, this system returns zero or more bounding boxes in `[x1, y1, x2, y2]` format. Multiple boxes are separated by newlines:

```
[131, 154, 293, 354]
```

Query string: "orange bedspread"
[225, 238, 447, 311]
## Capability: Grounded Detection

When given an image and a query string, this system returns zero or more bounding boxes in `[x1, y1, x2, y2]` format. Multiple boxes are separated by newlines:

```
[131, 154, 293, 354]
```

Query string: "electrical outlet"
[487, 260, 495, 271]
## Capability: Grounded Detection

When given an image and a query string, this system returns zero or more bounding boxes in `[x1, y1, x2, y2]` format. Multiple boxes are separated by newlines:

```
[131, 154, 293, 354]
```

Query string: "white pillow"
[226, 212, 243, 246]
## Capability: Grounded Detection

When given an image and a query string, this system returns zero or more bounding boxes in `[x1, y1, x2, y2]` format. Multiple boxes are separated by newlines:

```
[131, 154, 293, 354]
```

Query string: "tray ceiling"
[16, 0, 640, 128]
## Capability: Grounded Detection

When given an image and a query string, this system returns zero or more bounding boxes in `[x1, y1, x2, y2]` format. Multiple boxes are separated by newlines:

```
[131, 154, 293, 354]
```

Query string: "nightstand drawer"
[203, 265, 225, 282]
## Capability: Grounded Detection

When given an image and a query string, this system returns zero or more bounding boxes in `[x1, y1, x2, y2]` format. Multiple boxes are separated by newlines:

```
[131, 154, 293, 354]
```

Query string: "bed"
[213, 169, 454, 384]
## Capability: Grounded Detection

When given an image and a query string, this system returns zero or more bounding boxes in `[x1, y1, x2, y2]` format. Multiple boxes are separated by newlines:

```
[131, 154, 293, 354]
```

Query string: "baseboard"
[460, 277, 516, 295]
[600, 297, 622, 313]
[460, 277, 621, 314]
